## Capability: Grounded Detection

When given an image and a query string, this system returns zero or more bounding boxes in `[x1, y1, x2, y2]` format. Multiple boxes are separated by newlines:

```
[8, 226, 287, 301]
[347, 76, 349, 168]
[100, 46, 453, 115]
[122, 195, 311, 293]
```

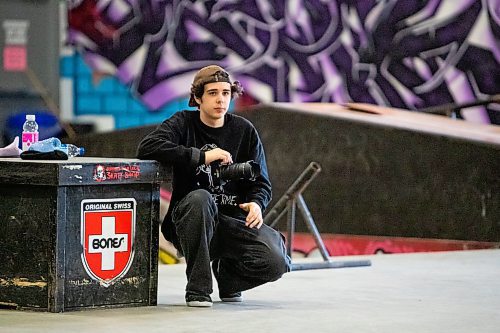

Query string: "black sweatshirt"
[137, 110, 272, 248]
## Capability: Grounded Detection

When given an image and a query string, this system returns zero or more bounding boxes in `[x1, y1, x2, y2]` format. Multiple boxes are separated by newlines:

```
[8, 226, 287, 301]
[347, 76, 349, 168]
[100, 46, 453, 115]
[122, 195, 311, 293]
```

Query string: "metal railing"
[265, 162, 371, 271]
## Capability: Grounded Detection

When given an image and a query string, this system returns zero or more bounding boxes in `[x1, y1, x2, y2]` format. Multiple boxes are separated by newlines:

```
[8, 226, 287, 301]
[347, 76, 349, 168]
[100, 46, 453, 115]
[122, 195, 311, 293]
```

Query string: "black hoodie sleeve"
[136, 112, 204, 169]
[245, 127, 272, 212]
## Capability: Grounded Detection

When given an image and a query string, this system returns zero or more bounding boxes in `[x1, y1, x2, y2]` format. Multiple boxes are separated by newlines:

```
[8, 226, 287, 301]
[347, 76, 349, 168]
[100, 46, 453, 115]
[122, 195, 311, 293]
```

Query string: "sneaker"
[220, 292, 243, 302]
[186, 294, 213, 307]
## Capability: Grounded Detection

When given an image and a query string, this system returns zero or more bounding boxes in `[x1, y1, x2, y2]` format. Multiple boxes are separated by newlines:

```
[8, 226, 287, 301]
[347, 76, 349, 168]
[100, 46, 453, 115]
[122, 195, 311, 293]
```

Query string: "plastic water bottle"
[29, 137, 62, 152]
[58, 144, 85, 158]
[22, 114, 39, 151]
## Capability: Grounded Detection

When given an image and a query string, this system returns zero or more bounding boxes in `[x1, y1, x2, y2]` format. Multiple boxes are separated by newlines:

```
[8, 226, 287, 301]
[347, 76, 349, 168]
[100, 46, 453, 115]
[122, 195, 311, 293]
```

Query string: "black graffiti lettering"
[92, 237, 125, 249]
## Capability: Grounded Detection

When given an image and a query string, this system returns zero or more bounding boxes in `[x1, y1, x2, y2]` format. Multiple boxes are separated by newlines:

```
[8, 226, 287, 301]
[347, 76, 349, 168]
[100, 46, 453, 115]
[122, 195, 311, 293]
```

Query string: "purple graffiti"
[68, 0, 500, 124]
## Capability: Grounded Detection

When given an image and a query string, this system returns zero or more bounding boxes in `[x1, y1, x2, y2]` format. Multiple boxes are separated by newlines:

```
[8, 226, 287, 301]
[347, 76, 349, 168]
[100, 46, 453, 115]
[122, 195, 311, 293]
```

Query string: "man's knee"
[178, 189, 216, 213]
[173, 189, 217, 226]
[267, 249, 291, 281]
[185, 189, 214, 207]
[260, 227, 292, 279]
[246, 247, 290, 282]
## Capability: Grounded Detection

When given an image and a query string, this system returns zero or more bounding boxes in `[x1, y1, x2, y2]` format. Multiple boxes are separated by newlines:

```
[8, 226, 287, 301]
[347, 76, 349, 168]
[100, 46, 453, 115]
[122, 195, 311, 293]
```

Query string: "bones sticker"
[81, 198, 136, 286]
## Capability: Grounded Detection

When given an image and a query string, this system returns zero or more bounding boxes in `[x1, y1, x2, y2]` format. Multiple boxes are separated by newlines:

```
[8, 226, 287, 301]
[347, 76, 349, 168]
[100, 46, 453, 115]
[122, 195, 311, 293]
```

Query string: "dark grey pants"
[172, 189, 291, 297]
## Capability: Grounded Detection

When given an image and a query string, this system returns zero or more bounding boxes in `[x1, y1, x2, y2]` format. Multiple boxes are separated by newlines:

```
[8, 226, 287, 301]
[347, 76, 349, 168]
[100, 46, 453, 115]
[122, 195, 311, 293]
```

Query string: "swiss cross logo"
[81, 199, 136, 286]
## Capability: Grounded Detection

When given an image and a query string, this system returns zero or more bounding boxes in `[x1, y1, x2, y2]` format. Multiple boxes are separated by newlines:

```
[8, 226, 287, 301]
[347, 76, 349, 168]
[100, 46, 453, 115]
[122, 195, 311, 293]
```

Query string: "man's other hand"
[239, 202, 263, 229]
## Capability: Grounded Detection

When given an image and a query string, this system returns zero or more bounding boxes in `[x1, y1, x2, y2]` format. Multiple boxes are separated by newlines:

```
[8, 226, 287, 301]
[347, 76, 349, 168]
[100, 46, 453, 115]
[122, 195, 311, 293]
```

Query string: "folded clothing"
[21, 137, 69, 160]
[20, 150, 68, 160]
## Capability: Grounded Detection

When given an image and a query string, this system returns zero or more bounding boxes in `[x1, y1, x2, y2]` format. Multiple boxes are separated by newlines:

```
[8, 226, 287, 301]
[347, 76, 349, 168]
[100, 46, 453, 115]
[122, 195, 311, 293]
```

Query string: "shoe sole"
[220, 296, 243, 302]
[186, 300, 213, 307]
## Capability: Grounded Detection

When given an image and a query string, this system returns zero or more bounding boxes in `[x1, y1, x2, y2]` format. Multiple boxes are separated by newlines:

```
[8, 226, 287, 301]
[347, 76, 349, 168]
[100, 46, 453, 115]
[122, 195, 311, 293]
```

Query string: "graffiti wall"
[68, 0, 500, 124]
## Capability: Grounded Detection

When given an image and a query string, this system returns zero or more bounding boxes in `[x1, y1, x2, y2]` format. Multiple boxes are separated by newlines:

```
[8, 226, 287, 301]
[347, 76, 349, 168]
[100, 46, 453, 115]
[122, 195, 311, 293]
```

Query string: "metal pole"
[296, 194, 330, 261]
[263, 161, 372, 271]
[286, 199, 296, 257]
[269, 207, 287, 228]
[264, 162, 321, 226]
[292, 260, 371, 271]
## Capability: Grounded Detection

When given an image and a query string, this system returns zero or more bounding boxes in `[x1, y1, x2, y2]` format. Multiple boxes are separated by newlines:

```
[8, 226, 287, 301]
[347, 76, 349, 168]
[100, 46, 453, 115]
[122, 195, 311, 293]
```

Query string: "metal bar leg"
[269, 208, 287, 228]
[296, 194, 330, 262]
[292, 260, 371, 271]
[286, 199, 296, 257]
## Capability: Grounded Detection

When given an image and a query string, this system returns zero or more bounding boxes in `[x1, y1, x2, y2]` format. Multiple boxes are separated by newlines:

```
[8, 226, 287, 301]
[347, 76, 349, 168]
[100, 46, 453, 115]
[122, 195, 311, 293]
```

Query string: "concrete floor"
[1, 249, 499, 333]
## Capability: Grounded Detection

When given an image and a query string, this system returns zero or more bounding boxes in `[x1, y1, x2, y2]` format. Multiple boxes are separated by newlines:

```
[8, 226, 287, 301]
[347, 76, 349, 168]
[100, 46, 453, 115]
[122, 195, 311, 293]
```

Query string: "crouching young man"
[137, 65, 291, 307]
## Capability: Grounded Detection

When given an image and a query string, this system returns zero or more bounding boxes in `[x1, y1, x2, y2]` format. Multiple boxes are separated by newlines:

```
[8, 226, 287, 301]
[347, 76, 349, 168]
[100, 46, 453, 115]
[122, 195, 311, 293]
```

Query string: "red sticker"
[93, 164, 141, 182]
[3, 46, 27, 71]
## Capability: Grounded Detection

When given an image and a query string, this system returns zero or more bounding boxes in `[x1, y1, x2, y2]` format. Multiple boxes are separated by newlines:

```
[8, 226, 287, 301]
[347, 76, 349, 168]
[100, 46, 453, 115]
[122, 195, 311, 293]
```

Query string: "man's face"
[196, 82, 231, 124]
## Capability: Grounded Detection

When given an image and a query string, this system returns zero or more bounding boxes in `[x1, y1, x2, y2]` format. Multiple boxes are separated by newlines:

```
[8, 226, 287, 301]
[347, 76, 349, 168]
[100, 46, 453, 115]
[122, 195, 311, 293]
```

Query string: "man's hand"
[204, 148, 233, 165]
[239, 202, 263, 229]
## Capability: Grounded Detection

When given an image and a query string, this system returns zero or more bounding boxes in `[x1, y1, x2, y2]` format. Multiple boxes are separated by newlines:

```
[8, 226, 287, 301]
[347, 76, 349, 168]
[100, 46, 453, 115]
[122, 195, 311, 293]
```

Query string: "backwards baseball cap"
[188, 65, 235, 107]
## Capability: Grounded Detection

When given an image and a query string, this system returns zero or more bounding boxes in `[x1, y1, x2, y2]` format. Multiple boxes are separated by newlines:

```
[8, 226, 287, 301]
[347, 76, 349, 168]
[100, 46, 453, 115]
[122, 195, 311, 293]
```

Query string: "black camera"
[211, 160, 260, 182]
